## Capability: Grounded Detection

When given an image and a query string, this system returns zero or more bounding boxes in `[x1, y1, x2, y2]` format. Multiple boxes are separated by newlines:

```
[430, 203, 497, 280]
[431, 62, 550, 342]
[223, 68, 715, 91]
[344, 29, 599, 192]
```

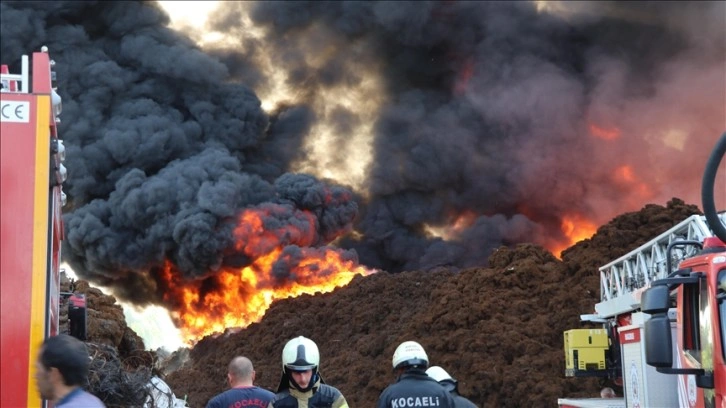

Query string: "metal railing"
[594, 213, 726, 318]
[0, 55, 29, 93]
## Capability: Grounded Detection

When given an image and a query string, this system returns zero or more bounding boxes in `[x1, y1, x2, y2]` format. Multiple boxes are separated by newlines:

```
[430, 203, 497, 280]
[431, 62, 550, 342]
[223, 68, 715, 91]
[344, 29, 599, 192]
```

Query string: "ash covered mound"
[164, 198, 700, 407]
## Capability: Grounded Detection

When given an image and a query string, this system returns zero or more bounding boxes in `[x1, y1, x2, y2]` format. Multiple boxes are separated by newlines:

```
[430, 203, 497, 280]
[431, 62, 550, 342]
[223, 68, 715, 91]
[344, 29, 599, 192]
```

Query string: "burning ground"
[162, 199, 702, 407]
[76, 199, 702, 406]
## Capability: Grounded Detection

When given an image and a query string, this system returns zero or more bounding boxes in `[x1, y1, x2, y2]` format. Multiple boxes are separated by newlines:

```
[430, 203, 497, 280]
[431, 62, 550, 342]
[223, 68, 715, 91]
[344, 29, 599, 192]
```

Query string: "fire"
[452, 210, 477, 233]
[550, 213, 598, 258]
[161, 250, 374, 343]
[454, 58, 475, 95]
[613, 165, 653, 199]
[589, 123, 620, 141]
[425, 209, 478, 240]
[159, 207, 376, 343]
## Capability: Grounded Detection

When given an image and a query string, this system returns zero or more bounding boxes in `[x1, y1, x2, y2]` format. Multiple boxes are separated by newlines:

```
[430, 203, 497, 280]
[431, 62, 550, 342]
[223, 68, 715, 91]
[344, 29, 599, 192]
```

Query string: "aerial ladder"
[563, 214, 726, 382]
[594, 213, 726, 321]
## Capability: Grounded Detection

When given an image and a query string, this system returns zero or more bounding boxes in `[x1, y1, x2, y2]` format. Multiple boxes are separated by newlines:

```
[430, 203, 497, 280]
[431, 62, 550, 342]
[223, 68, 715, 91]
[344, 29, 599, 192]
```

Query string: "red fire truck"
[558, 133, 726, 408]
[0, 46, 68, 407]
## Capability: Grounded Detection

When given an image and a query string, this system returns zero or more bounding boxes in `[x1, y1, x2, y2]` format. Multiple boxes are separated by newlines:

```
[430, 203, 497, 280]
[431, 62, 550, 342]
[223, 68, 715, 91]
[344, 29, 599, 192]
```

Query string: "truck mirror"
[641, 284, 670, 314]
[644, 314, 672, 367]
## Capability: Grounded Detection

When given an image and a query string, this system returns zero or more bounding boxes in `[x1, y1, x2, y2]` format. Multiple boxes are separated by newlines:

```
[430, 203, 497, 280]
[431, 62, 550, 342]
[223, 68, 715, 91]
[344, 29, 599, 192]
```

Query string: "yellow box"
[563, 329, 609, 376]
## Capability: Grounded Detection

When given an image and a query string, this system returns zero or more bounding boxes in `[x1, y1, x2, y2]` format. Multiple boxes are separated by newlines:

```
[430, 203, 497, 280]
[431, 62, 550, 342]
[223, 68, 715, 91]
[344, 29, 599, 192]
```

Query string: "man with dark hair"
[34, 334, 105, 407]
[206, 356, 275, 408]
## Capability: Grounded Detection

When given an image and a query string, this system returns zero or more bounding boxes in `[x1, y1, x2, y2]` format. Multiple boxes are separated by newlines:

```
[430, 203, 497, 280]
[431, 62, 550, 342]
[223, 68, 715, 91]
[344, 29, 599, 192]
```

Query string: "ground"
[76, 198, 701, 407]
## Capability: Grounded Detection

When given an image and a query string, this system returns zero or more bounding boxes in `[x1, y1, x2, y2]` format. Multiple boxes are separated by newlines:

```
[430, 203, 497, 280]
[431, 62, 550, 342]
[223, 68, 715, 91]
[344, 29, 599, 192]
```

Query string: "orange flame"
[454, 58, 475, 95]
[452, 210, 477, 233]
[549, 213, 598, 258]
[425, 209, 478, 240]
[159, 207, 376, 344]
[613, 165, 654, 200]
[589, 123, 620, 141]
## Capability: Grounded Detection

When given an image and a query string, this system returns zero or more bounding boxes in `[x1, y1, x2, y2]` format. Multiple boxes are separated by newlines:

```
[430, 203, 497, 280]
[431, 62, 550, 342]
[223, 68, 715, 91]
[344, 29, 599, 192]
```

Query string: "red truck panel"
[0, 90, 51, 407]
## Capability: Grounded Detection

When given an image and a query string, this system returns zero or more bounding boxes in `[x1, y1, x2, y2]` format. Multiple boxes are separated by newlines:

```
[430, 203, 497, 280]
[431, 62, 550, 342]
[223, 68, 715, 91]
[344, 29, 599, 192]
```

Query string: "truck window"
[718, 269, 726, 361]
[683, 281, 701, 357]
[684, 274, 715, 369]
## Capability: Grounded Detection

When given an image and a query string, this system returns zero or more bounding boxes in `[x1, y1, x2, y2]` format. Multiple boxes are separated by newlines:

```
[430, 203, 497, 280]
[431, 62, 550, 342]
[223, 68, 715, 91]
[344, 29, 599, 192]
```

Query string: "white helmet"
[426, 366, 457, 392]
[282, 336, 320, 372]
[426, 366, 453, 382]
[392, 341, 429, 370]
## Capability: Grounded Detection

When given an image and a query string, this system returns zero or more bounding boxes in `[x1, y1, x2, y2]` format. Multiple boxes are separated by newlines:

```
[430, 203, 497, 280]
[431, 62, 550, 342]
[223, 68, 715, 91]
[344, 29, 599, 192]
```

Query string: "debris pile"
[59, 277, 186, 407]
[85, 342, 153, 407]
[58, 199, 701, 407]
[163, 199, 700, 407]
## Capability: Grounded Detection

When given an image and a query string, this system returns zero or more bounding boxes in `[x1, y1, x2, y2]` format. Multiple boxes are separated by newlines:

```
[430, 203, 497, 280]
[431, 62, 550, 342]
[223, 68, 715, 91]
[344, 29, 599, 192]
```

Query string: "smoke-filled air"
[1, 0, 723, 343]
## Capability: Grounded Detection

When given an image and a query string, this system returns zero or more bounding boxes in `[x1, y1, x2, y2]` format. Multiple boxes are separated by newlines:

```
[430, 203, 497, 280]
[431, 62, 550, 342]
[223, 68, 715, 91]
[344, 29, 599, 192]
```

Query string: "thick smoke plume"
[1, 1, 724, 307]
[208, 1, 725, 272]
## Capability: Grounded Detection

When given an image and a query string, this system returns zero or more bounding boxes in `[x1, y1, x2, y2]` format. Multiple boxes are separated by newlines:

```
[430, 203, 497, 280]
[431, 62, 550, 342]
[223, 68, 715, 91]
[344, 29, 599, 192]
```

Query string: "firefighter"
[206, 356, 274, 408]
[267, 336, 349, 408]
[377, 341, 456, 408]
[426, 366, 478, 408]
[34, 334, 105, 407]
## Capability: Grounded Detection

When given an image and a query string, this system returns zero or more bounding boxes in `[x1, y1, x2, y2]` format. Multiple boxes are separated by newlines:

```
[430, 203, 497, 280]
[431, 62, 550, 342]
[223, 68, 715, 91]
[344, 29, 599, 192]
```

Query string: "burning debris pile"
[1, 1, 723, 405]
[164, 199, 701, 407]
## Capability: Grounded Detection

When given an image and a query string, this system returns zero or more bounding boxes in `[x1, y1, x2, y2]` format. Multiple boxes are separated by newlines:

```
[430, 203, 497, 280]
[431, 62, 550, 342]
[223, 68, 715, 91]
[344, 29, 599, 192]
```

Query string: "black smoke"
[0, 1, 353, 304]
[207, 1, 725, 271]
[1, 1, 724, 305]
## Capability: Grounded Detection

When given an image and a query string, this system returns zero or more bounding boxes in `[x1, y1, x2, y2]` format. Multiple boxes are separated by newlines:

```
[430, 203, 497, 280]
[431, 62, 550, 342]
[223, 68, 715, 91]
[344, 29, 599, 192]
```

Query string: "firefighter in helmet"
[426, 366, 478, 408]
[376, 341, 456, 408]
[267, 336, 349, 408]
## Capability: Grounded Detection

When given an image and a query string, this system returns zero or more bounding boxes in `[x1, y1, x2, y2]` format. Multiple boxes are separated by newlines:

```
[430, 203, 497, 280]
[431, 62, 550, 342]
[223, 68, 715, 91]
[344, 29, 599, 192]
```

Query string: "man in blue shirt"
[34, 334, 105, 407]
[206, 356, 275, 408]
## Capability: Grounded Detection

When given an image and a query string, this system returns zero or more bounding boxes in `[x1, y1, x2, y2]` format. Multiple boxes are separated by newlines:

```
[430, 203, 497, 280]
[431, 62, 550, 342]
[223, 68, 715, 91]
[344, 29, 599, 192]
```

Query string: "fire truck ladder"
[593, 213, 726, 319]
[0, 54, 29, 93]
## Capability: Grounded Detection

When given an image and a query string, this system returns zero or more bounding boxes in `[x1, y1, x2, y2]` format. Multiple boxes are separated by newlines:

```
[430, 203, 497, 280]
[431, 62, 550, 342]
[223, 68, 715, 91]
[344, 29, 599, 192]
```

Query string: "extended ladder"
[594, 213, 726, 318]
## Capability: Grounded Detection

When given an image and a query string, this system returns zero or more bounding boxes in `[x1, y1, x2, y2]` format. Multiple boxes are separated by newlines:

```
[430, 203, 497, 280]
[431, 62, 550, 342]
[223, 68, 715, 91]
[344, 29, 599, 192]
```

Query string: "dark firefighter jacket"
[451, 392, 478, 408]
[377, 369, 457, 408]
[439, 380, 478, 408]
[267, 376, 348, 408]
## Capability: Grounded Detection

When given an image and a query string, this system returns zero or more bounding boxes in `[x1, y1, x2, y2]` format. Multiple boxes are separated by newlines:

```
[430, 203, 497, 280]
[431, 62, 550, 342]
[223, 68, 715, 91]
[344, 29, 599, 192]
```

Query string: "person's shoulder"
[270, 389, 292, 403]
[64, 390, 105, 407]
[205, 390, 225, 408]
[378, 381, 398, 395]
[255, 386, 275, 394]
[87, 392, 106, 408]
[319, 383, 345, 395]
[253, 386, 276, 398]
